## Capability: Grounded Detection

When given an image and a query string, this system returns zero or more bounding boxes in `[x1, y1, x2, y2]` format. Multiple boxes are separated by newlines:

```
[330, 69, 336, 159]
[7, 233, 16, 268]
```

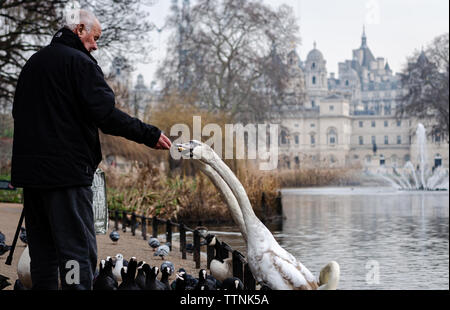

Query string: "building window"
[397, 136, 402, 145]
[312, 76, 316, 85]
[295, 135, 299, 145]
[397, 120, 402, 127]
[435, 154, 443, 168]
[359, 136, 364, 145]
[311, 134, 316, 146]
[372, 136, 376, 144]
[327, 128, 338, 146]
[329, 105, 335, 111]
[365, 155, 372, 164]
[359, 121, 364, 128]
[372, 121, 376, 128]
[385, 136, 389, 145]
[404, 154, 411, 162]
[345, 80, 349, 86]
[384, 121, 389, 127]
[280, 131, 288, 145]
[311, 100, 316, 108]
[380, 155, 386, 166]
[295, 156, 300, 166]
[312, 62, 316, 69]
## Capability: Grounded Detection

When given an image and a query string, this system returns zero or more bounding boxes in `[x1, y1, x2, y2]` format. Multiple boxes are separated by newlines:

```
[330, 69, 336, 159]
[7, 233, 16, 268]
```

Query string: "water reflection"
[207, 187, 449, 290]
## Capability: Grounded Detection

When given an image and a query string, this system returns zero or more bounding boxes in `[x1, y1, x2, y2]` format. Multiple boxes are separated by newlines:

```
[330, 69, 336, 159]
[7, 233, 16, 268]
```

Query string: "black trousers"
[23, 187, 97, 290]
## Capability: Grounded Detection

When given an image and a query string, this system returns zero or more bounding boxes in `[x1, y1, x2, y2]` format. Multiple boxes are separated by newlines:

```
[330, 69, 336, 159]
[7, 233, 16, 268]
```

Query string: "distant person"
[11, 9, 172, 290]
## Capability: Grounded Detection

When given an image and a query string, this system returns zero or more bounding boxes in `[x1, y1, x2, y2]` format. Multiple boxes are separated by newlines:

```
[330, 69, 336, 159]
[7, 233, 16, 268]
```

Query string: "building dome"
[307, 42, 324, 62]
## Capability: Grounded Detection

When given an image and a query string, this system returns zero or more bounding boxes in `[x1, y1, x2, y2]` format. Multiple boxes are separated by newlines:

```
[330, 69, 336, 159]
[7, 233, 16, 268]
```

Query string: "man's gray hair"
[64, 9, 98, 33]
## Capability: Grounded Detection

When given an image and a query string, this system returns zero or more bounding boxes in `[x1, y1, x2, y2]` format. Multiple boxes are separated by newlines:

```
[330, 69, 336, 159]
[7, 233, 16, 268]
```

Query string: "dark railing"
[107, 208, 257, 289]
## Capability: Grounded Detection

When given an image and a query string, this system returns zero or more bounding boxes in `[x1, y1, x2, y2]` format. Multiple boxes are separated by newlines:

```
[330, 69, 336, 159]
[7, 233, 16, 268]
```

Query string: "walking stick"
[5, 208, 25, 266]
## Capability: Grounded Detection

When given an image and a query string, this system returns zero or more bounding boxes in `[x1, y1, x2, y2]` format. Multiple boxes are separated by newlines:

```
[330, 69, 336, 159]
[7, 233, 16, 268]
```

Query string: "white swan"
[318, 261, 340, 290]
[178, 141, 339, 290]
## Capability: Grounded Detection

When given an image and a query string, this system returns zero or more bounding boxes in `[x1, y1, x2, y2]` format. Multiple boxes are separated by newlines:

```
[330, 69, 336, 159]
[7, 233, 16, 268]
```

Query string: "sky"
[130, 0, 449, 87]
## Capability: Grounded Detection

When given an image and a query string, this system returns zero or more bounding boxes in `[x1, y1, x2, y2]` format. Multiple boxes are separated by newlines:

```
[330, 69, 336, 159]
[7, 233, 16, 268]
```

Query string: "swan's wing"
[271, 253, 319, 290]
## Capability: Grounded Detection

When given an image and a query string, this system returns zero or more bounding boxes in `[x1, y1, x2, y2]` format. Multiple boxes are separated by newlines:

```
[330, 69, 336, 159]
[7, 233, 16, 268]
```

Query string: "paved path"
[0, 203, 207, 290]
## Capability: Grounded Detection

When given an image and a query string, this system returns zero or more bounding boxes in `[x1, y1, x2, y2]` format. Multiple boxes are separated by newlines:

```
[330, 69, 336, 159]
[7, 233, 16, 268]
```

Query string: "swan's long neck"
[199, 150, 260, 230]
[193, 160, 248, 242]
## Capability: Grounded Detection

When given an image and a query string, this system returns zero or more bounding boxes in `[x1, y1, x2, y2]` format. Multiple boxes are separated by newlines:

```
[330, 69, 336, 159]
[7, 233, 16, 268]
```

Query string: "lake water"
[206, 187, 449, 290]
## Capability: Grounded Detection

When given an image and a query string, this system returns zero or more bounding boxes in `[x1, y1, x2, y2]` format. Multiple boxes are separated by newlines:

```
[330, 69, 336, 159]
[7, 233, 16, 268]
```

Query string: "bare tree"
[398, 33, 449, 142]
[0, 0, 156, 111]
[157, 0, 302, 123]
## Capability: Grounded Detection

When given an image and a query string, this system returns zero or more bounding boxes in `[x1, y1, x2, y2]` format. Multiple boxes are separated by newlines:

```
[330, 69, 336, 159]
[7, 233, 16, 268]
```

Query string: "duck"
[112, 253, 125, 282]
[135, 261, 147, 290]
[171, 268, 197, 290]
[109, 230, 120, 243]
[14, 279, 27, 290]
[118, 258, 140, 290]
[160, 266, 172, 290]
[93, 259, 118, 290]
[148, 237, 160, 251]
[178, 141, 340, 290]
[154, 244, 170, 260]
[143, 265, 166, 290]
[195, 269, 217, 291]
[205, 234, 233, 283]
[222, 277, 244, 291]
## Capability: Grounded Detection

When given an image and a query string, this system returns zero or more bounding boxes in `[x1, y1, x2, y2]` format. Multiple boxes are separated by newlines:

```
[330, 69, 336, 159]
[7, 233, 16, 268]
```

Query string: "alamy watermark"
[170, 116, 280, 171]
[365, 260, 380, 285]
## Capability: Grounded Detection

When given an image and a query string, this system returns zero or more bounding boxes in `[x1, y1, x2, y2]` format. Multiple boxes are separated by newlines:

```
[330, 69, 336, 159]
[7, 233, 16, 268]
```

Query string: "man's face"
[75, 20, 102, 53]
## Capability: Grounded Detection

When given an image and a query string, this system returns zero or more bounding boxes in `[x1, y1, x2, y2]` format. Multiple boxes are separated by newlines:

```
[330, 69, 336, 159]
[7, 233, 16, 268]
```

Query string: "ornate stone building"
[275, 29, 449, 171]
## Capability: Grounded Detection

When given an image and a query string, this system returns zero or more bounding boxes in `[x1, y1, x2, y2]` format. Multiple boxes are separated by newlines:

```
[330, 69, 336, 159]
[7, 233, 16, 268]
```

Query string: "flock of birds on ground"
[1, 140, 341, 291]
[92, 254, 244, 291]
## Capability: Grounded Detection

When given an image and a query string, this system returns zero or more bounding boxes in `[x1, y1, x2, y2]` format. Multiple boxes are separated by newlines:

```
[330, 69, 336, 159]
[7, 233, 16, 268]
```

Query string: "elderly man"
[11, 10, 171, 290]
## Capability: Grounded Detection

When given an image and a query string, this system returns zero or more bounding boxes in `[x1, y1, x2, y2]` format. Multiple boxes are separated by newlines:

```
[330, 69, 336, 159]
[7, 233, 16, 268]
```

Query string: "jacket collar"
[51, 27, 98, 64]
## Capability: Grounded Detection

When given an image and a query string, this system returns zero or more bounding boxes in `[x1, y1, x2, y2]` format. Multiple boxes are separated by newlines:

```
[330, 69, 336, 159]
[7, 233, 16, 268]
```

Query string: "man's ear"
[76, 24, 86, 36]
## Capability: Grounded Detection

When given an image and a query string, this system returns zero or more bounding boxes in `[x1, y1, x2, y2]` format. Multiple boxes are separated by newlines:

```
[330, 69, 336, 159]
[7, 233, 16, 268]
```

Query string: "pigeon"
[161, 261, 174, 275]
[93, 259, 118, 290]
[0, 231, 5, 244]
[19, 227, 27, 245]
[154, 244, 170, 260]
[222, 277, 244, 291]
[0, 274, 11, 290]
[143, 265, 166, 290]
[118, 258, 141, 290]
[109, 230, 120, 243]
[0, 242, 11, 256]
[148, 237, 160, 251]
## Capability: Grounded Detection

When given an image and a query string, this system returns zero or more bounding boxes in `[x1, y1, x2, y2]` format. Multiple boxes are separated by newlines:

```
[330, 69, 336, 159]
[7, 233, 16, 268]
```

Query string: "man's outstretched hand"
[155, 133, 172, 150]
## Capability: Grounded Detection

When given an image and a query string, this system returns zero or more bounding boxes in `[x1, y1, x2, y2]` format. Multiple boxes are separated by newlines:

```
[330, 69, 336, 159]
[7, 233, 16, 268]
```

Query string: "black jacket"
[11, 28, 161, 189]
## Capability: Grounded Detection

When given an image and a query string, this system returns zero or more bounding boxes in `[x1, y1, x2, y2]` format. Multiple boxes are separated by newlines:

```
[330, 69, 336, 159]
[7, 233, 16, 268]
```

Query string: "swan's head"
[318, 261, 340, 290]
[177, 141, 217, 163]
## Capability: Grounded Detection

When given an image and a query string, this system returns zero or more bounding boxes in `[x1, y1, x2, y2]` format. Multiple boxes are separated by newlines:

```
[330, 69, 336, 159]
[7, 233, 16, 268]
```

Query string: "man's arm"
[75, 58, 171, 150]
